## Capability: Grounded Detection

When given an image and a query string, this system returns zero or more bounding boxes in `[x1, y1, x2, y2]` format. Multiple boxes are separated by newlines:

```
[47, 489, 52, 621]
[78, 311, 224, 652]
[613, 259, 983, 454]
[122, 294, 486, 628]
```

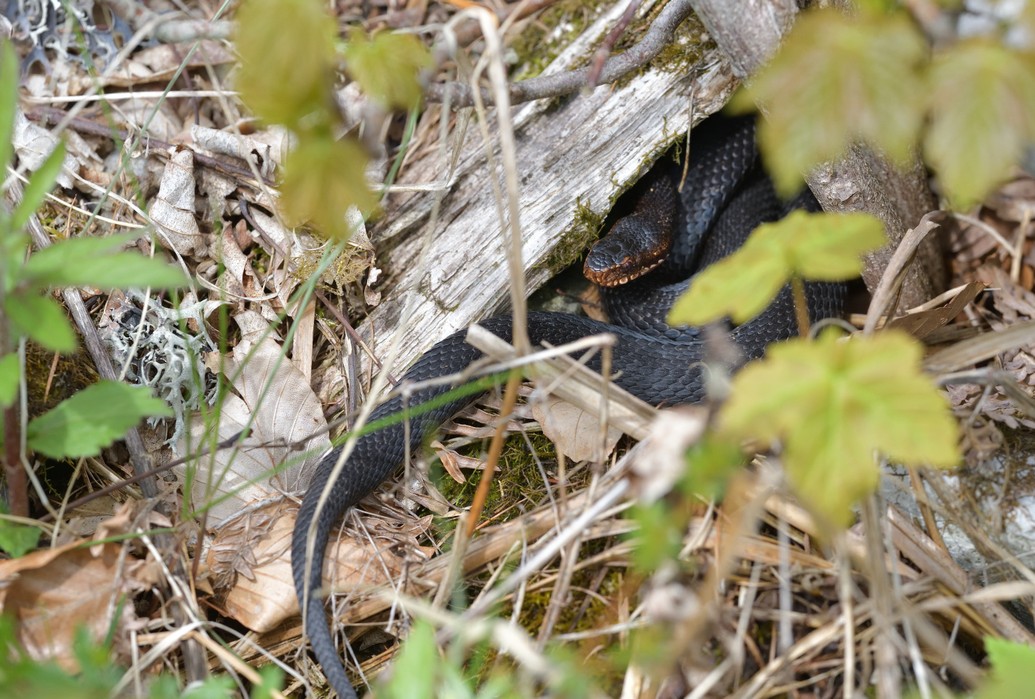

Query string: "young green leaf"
[343, 30, 433, 112]
[382, 620, 437, 699]
[280, 135, 376, 239]
[0, 353, 18, 408]
[682, 435, 746, 501]
[0, 42, 17, 176]
[925, 39, 1035, 209]
[22, 235, 188, 290]
[27, 380, 172, 458]
[0, 519, 41, 558]
[4, 292, 77, 353]
[2, 232, 27, 291]
[668, 211, 885, 326]
[235, 0, 337, 129]
[628, 501, 684, 573]
[976, 637, 1035, 699]
[12, 140, 66, 230]
[719, 330, 959, 529]
[729, 8, 926, 195]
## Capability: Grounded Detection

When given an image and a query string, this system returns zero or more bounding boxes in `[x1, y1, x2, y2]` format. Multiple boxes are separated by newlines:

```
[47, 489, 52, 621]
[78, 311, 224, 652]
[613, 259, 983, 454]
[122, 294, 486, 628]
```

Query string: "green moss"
[650, 13, 713, 77]
[293, 243, 371, 288]
[509, 0, 607, 82]
[534, 198, 604, 278]
[431, 428, 562, 545]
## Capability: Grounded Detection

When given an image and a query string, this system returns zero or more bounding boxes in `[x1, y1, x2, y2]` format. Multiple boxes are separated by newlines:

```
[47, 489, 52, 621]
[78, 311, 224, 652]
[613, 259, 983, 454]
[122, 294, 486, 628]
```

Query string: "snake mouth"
[584, 257, 665, 287]
[583, 208, 674, 288]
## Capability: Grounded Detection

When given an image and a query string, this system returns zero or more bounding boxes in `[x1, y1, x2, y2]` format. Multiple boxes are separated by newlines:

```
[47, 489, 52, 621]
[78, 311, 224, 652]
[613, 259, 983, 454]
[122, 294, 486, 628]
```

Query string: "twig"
[25, 106, 272, 186]
[586, 0, 643, 86]
[426, 0, 696, 107]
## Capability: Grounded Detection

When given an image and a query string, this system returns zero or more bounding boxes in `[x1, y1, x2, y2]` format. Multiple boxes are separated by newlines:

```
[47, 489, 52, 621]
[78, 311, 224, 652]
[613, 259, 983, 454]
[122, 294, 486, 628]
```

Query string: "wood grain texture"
[354, 8, 738, 388]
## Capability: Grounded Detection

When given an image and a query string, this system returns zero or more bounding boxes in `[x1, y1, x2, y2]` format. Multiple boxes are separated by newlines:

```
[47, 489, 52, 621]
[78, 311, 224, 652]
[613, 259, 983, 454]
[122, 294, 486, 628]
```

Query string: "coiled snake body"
[291, 116, 845, 697]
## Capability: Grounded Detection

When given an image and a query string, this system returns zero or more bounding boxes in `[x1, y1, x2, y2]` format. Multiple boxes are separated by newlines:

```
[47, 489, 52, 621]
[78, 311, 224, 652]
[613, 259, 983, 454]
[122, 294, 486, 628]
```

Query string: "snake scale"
[291, 115, 845, 697]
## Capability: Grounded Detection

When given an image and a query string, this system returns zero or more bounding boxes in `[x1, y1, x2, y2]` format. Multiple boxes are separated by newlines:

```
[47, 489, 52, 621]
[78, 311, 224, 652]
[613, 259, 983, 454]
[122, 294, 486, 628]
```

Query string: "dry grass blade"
[465, 325, 657, 441]
[863, 213, 942, 334]
[924, 319, 1035, 373]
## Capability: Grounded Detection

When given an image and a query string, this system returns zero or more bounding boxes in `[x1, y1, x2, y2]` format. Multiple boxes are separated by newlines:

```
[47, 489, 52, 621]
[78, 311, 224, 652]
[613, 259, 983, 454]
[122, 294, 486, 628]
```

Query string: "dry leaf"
[531, 394, 622, 463]
[13, 110, 81, 189]
[102, 41, 235, 88]
[209, 502, 410, 633]
[0, 504, 152, 671]
[150, 148, 205, 256]
[192, 124, 278, 181]
[179, 312, 331, 525]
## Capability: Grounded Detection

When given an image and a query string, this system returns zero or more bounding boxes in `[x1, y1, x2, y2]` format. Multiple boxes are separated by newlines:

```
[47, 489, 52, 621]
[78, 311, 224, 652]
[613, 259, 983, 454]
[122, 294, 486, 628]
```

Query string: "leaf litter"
[6, 1, 1035, 696]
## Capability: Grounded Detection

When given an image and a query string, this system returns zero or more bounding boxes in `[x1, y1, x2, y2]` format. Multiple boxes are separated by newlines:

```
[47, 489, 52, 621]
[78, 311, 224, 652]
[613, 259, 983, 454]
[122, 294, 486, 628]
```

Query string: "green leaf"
[730, 8, 926, 195]
[682, 435, 745, 501]
[235, 0, 337, 128]
[343, 30, 433, 112]
[250, 665, 285, 699]
[977, 637, 1035, 699]
[0, 353, 18, 408]
[281, 135, 376, 239]
[668, 211, 885, 326]
[719, 330, 959, 529]
[785, 211, 887, 279]
[0, 519, 41, 557]
[5, 293, 77, 354]
[628, 501, 684, 573]
[383, 619, 437, 699]
[0, 43, 17, 177]
[11, 140, 66, 230]
[22, 235, 188, 290]
[924, 39, 1035, 209]
[2, 232, 28, 292]
[27, 380, 172, 459]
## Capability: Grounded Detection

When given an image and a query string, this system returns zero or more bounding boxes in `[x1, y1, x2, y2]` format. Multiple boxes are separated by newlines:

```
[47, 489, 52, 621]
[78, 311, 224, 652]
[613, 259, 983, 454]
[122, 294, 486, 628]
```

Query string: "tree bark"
[690, 0, 945, 307]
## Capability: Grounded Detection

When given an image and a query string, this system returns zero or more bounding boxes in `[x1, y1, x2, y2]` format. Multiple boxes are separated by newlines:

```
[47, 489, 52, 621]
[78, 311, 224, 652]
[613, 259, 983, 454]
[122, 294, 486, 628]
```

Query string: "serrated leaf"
[0, 353, 20, 408]
[281, 135, 376, 239]
[730, 8, 926, 195]
[669, 235, 786, 325]
[12, 140, 66, 230]
[0, 519, 41, 557]
[22, 234, 188, 289]
[925, 39, 1035, 209]
[0, 42, 17, 175]
[669, 211, 885, 326]
[719, 330, 959, 529]
[343, 30, 433, 112]
[5, 293, 77, 353]
[977, 638, 1035, 699]
[785, 211, 887, 279]
[27, 380, 172, 459]
[235, 0, 337, 128]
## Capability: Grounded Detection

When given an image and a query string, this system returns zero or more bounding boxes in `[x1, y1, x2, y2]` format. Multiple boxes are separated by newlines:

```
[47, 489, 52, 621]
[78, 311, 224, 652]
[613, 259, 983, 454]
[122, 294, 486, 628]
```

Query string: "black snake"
[291, 115, 845, 697]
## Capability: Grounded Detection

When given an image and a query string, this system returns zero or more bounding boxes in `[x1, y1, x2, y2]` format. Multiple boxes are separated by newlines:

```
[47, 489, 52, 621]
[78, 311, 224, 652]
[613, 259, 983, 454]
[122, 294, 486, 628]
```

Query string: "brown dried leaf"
[531, 394, 622, 463]
[179, 311, 331, 524]
[0, 505, 152, 671]
[211, 503, 412, 633]
[150, 148, 204, 257]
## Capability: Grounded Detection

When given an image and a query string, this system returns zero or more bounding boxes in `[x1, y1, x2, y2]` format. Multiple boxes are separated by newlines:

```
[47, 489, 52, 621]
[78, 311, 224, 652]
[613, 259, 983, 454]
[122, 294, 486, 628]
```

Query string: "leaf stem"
[792, 276, 810, 338]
